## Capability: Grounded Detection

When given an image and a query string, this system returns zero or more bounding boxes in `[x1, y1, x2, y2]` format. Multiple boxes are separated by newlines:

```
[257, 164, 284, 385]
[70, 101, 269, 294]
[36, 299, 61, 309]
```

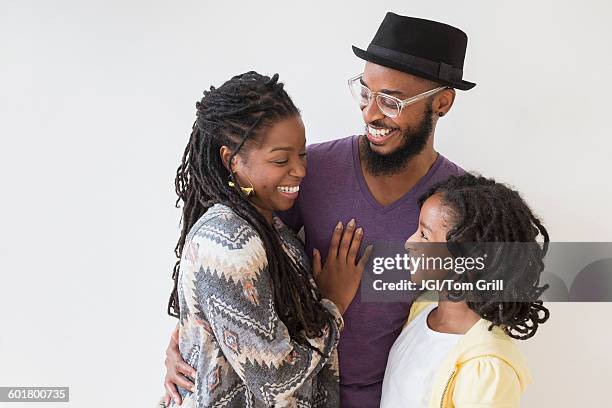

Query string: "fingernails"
[348, 219, 356, 228]
[356, 227, 363, 235]
[313, 248, 319, 257]
[191, 385, 196, 392]
[336, 221, 343, 230]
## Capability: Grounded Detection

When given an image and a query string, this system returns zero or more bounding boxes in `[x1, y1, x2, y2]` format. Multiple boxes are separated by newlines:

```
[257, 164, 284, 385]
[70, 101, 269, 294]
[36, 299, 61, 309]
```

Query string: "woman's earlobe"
[219, 146, 235, 171]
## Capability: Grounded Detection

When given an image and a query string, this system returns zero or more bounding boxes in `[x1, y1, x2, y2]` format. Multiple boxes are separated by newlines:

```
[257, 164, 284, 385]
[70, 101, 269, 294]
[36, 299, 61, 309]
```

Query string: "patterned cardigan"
[161, 204, 343, 408]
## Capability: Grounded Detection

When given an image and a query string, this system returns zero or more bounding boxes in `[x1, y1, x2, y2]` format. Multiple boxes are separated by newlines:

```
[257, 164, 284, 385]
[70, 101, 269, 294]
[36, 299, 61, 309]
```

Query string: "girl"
[381, 174, 550, 408]
[161, 72, 371, 407]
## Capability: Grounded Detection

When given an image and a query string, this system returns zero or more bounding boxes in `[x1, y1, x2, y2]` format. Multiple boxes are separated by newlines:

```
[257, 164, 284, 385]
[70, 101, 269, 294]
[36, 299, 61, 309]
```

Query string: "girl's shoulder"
[404, 292, 438, 327]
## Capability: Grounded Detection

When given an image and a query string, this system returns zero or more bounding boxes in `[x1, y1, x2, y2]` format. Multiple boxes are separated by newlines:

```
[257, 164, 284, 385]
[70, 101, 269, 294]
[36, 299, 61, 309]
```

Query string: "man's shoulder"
[437, 154, 465, 177]
[306, 135, 356, 159]
[301, 136, 357, 183]
[418, 154, 465, 192]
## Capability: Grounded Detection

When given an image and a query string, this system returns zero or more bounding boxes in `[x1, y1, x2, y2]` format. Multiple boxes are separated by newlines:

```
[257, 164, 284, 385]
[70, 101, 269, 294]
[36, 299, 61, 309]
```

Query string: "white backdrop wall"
[1, 0, 611, 406]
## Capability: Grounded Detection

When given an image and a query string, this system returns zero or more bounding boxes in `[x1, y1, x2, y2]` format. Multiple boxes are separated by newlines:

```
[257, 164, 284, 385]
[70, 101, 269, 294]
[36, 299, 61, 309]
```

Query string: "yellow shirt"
[405, 296, 531, 408]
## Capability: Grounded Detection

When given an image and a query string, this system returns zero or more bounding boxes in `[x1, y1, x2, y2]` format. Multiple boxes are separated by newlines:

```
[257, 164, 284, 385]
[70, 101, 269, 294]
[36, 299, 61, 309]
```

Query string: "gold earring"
[228, 171, 255, 197]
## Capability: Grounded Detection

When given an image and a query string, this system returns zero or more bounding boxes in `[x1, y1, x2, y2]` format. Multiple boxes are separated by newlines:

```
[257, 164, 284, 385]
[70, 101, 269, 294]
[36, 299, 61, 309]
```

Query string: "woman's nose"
[290, 160, 306, 178]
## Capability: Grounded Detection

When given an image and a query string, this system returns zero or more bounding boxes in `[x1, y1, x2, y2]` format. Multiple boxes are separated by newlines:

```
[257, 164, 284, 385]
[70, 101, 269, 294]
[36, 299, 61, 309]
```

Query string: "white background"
[1, 0, 611, 406]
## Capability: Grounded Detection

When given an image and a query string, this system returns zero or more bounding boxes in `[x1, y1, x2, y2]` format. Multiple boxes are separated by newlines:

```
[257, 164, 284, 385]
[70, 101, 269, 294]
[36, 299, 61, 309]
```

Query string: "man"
[164, 12, 475, 407]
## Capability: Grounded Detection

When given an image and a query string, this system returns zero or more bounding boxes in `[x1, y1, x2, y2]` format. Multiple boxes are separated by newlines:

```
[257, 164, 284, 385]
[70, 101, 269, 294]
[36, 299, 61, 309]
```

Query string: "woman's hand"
[163, 324, 197, 406]
[313, 219, 373, 314]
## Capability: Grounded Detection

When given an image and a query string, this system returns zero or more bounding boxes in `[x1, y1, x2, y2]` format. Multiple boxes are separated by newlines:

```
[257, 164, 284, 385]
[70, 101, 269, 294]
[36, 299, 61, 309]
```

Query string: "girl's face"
[223, 115, 307, 219]
[405, 194, 456, 281]
[407, 193, 455, 244]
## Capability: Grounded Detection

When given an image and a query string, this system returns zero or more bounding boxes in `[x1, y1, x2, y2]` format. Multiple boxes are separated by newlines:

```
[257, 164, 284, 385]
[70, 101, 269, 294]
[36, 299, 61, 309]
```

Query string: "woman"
[161, 72, 371, 407]
[380, 173, 550, 408]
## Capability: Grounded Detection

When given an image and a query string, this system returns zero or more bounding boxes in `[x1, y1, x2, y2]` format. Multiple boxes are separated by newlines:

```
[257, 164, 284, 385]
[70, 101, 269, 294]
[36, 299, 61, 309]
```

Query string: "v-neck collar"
[351, 135, 444, 214]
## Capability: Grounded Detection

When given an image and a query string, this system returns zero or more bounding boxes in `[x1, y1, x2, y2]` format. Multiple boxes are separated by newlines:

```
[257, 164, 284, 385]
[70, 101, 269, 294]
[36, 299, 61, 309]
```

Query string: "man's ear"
[434, 88, 456, 117]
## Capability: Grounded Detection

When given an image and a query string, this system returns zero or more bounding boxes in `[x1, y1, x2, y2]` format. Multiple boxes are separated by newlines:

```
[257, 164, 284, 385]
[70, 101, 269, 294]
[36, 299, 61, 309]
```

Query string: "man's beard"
[361, 104, 434, 177]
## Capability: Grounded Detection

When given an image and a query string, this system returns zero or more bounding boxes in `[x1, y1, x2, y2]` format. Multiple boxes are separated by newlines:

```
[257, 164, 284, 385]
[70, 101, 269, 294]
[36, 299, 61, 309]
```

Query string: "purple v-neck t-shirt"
[277, 135, 463, 408]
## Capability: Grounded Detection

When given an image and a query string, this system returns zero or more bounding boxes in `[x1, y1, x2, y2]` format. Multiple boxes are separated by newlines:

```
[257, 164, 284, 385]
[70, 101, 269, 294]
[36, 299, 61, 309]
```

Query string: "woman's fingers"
[312, 249, 322, 280]
[338, 219, 356, 261]
[347, 227, 364, 264]
[327, 222, 344, 260]
[357, 244, 374, 272]
[163, 393, 170, 407]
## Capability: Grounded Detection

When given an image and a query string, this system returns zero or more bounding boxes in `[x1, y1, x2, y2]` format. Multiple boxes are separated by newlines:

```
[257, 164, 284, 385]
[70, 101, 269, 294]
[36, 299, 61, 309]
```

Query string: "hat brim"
[352, 45, 476, 91]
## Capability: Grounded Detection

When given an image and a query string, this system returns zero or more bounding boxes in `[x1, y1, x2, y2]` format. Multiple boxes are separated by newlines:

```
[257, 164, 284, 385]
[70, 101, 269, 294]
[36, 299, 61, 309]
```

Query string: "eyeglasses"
[348, 73, 448, 118]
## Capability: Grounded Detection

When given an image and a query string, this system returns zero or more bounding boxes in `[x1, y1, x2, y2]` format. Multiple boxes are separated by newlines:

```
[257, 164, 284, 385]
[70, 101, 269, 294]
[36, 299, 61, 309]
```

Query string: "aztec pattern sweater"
[162, 203, 343, 408]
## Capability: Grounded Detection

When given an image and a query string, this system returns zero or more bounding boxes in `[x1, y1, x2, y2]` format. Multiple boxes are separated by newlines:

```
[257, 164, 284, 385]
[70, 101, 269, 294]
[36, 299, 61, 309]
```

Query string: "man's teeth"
[277, 186, 300, 193]
[368, 126, 394, 137]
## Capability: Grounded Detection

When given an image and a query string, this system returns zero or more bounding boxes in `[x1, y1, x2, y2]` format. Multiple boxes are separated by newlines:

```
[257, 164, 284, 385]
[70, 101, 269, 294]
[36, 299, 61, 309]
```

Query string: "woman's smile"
[277, 184, 300, 199]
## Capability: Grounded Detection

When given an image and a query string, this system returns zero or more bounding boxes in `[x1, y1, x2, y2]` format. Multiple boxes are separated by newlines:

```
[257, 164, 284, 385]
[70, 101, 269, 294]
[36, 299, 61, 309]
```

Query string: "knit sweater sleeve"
[184, 212, 342, 405]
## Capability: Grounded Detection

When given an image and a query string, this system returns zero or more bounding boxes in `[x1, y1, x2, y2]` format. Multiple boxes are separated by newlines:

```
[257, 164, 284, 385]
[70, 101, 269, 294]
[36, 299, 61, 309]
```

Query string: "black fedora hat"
[352, 13, 476, 90]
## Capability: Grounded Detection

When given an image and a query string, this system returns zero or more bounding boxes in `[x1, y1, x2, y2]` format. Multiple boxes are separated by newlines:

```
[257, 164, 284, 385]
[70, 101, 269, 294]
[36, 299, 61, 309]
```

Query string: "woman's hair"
[418, 173, 550, 340]
[168, 71, 333, 345]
